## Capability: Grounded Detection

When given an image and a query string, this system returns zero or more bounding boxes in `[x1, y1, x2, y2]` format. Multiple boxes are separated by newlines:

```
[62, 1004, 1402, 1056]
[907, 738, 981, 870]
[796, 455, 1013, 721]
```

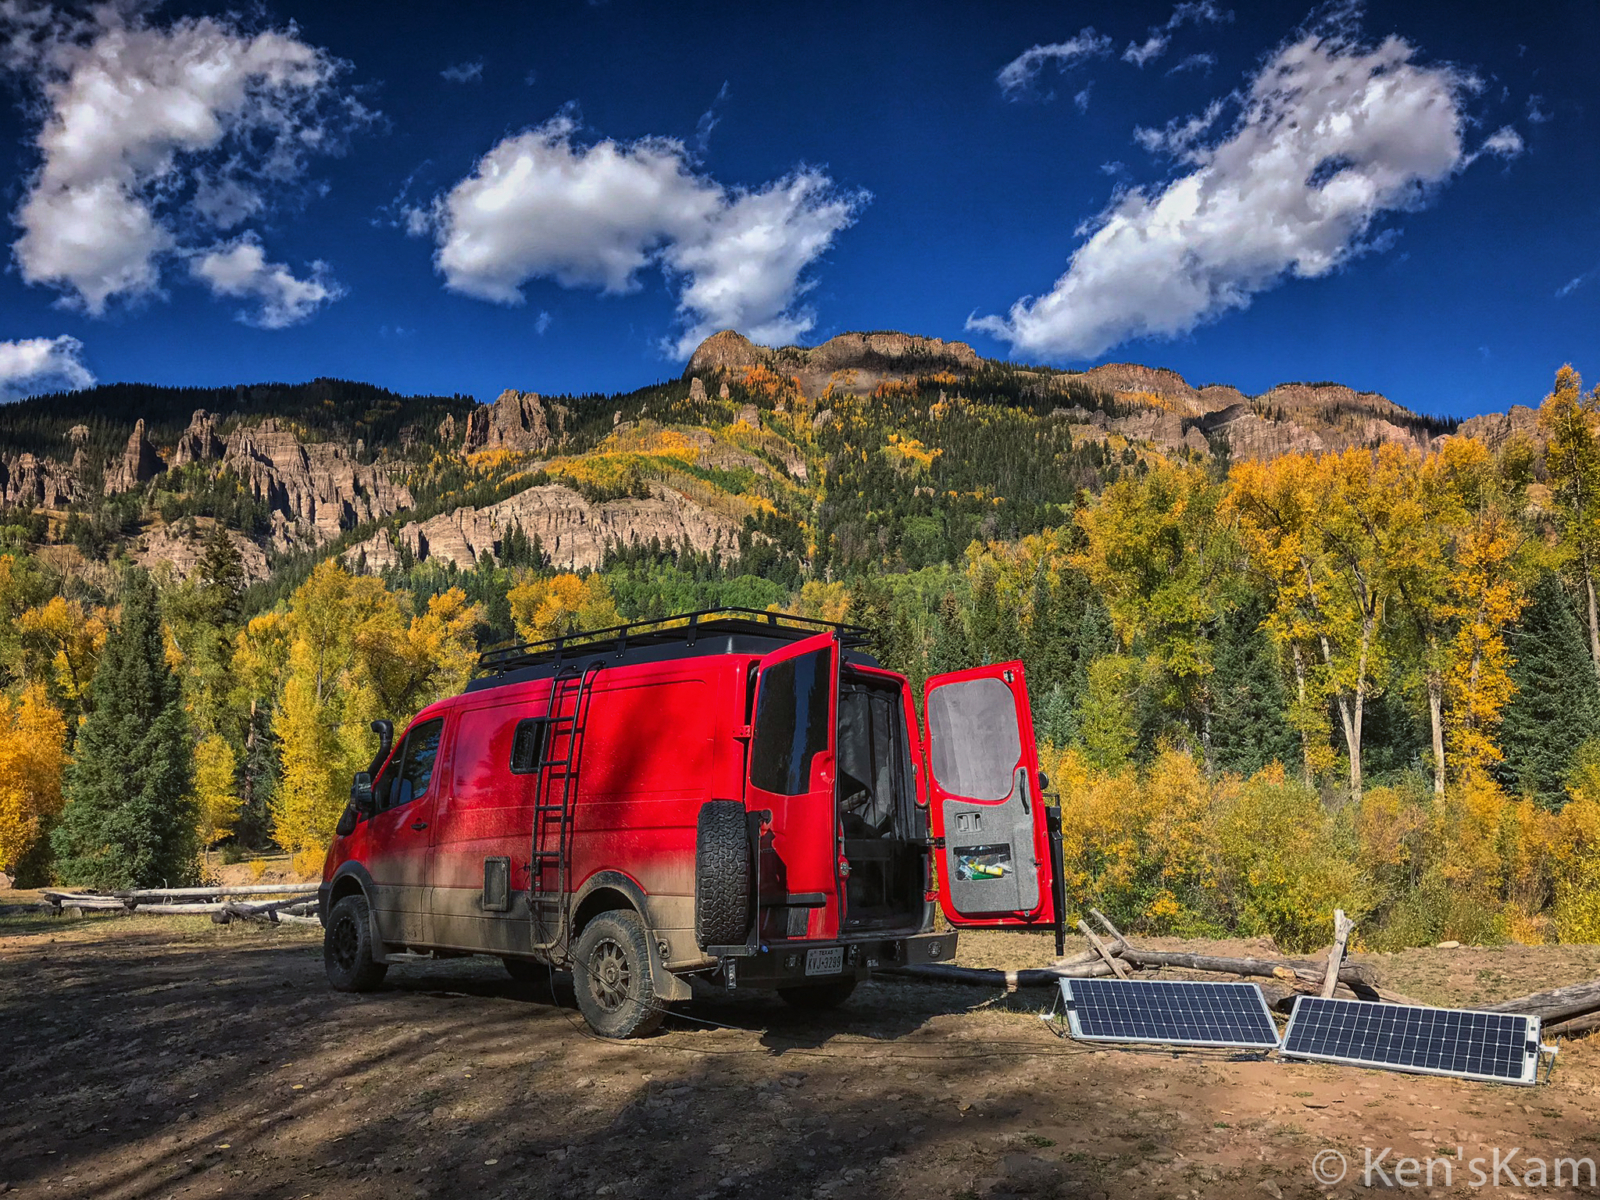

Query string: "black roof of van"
[465, 608, 879, 693]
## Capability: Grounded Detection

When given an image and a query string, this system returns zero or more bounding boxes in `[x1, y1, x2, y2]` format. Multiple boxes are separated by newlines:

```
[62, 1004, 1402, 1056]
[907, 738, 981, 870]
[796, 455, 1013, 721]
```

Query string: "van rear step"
[716, 931, 956, 989]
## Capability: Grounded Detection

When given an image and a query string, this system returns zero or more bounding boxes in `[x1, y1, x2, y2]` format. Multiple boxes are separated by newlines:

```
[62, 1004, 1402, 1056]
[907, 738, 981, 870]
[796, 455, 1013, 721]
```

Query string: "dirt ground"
[3, 905, 1600, 1200]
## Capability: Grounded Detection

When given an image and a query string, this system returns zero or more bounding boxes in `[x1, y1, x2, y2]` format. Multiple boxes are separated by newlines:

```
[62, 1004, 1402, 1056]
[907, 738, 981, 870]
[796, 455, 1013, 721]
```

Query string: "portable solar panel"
[1280, 997, 1544, 1086]
[1061, 978, 1281, 1048]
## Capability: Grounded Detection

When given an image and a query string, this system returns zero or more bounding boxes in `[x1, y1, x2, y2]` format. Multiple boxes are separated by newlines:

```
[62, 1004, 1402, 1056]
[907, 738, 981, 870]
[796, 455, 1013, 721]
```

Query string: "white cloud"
[1556, 267, 1594, 299]
[423, 112, 866, 358]
[190, 233, 343, 329]
[1073, 85, 1093, 113]
[0, 335, 95, 401]
[441, 59, 483, 83]
[971, 14, 1486, 361]
[3, 4, 366, 318]
[535, 310, 552, 335]
[1123, 1, 1230, 68]
[1123, 35, 1169, 67]
[1166, 52, 1216, 75]
[1478, 125, 1524, 159]
[1527, 94, 1550, 124]
[997, 29, 1112, 99]
[696, 80, 730, 154]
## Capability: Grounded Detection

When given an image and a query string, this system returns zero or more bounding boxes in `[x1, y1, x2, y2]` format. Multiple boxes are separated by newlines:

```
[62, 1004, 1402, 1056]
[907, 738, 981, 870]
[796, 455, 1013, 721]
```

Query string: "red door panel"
[924, 662, 1056, 928]
[365, 714, 446, 945]
[744, 631, 839, 941]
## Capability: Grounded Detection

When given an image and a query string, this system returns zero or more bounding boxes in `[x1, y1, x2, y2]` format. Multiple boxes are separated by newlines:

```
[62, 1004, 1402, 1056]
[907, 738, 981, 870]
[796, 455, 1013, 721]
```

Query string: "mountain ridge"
[0, 329, 1532, 594]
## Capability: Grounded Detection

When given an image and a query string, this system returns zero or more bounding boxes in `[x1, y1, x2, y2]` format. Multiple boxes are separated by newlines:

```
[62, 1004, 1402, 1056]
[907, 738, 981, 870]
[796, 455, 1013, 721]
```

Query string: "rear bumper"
[719, 930, 957, 988]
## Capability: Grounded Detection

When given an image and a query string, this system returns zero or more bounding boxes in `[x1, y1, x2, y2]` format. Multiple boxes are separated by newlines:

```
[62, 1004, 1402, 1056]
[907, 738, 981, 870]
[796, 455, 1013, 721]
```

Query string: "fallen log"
[121, 884, 319, 900]
[880, 959, 1140, 989]
[212, 898, 318, 925]
[1481, 979, 1600, 1023]
[1546, 1010, 1600, 1039]
[1116, 947, 1381, 998]
[39, 894, 126, 910]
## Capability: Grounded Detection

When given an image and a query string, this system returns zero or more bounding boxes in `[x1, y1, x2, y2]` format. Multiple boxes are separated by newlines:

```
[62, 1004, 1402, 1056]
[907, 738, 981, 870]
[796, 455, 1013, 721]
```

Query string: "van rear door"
[923, 662, 1057, 929]
[745, 631, 840, 940]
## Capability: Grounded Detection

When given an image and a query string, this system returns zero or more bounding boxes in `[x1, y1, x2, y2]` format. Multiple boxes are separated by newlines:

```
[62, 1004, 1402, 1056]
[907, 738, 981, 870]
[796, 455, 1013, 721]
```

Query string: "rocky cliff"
[221, 419, 414, 548]
[458, 389, 570, 454]
[103, 419, 164, 494]
[0, 452, 79, 508]
[344, 481, 744, 573]
[686, 329, 984, 399]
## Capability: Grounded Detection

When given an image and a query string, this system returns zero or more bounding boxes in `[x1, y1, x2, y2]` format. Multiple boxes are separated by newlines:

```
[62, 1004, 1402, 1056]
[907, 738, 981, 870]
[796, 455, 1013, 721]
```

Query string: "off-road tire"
[572, 910, 666, 1039]
[502, 956, 543, 983]
[778, 977, 859, 1009]
[324, 893, 388, 993]
[695, 800, 751, 947]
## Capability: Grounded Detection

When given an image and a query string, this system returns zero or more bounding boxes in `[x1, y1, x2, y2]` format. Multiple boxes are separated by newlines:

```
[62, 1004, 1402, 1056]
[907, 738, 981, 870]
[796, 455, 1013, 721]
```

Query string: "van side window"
[388, 718, 444, 809]
[750, 647, 831, 795]
[510, 718, 547, 774]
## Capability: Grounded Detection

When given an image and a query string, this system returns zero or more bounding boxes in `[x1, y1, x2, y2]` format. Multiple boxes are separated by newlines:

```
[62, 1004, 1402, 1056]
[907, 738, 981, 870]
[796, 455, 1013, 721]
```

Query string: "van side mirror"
[351, 771, 376, 815]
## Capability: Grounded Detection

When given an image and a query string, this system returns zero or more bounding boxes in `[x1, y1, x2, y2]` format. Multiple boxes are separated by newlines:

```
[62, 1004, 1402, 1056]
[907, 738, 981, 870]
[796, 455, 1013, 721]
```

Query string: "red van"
[319, 609, 1062, 1037]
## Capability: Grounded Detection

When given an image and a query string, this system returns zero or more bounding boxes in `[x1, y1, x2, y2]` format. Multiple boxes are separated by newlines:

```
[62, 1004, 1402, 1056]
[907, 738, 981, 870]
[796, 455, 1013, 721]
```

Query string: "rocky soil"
[3, 910, 1598, 1200]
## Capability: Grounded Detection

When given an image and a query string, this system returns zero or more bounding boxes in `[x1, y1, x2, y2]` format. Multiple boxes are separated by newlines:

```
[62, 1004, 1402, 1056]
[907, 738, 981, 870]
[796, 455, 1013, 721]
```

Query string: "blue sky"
[0, 0, 1593, 419]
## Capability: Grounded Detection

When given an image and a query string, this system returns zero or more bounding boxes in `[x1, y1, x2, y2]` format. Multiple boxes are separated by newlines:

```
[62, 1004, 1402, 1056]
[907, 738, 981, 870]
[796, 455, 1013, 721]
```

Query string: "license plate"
[805, 947, 844, 976]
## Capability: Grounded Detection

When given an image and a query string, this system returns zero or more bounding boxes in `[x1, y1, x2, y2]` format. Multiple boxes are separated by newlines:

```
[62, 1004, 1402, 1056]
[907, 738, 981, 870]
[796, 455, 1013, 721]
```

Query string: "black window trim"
[386, 716, 445, 810]
[509, 716, 551, 775]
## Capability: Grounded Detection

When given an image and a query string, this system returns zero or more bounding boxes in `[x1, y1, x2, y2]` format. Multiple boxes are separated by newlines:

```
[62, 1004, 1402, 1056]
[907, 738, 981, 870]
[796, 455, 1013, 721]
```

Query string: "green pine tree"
[1207, 596, 1299, 777]
[1496, 572, 1600, 808]
[927, 591, 971, 678]
[51, 569, 198, 887]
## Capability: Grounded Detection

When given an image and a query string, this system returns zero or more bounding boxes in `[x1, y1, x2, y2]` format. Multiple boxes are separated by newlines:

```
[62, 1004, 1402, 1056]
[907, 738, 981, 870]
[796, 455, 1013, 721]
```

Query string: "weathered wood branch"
[1481, 979, 1600, 1023]
[1322, 909, 1355, 999]
[1116, 947, 1380, 996]
[881, 959, 1140, 989]
[119, 884, 320, 899]
[1546, 1010, 1600, 1038]
[1076, 920, 1130, 979]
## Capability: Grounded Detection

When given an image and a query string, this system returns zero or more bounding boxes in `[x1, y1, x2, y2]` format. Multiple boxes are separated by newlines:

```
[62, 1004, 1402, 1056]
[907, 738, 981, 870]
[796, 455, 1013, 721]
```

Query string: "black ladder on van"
[529, 660, 603, 957]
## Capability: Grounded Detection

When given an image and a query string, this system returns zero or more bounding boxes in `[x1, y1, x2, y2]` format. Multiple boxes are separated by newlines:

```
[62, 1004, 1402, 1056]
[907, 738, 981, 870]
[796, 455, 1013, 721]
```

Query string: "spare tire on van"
[695, 800, 752, 947]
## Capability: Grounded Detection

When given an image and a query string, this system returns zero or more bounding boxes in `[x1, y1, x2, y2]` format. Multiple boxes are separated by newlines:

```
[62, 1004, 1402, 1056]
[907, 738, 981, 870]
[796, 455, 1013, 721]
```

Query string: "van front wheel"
[324, 893, 388, 993]
[572, 910, 666, 1039]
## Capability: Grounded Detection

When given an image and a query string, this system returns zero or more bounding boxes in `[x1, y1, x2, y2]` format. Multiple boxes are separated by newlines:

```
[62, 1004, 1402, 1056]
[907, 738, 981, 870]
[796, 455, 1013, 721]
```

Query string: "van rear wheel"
[778, 977, 858, 1009]
[324, 894, 388, 993]
[572, 910, 666, 1039]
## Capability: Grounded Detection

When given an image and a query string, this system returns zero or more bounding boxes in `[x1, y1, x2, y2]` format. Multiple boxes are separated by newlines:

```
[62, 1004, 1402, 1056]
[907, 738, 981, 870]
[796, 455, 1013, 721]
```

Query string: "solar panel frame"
[1280, 997, 1543, 1086]
[1061, 978, 1282, 1049]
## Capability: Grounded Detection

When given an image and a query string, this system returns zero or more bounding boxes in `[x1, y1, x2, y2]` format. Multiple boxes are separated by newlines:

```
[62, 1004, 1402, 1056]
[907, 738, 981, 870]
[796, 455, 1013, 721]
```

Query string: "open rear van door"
[924, 662, 1057, 929]
[745, 631, 840, 939]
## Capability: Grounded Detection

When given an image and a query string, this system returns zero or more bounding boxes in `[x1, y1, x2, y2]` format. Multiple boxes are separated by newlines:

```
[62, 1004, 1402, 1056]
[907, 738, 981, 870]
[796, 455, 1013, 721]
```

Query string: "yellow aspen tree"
[1539, 365, 1600, 678]
[1434, 439, 1530, 777]
[192, 733, 240, 863]
[271, 637, 343, 862]
[1074, 461, 1235, 765]
[508, 571, 620, 642]
[16, 595, 109, 718]
[0, 683, 67, 878]
[1225, 454, 1337, 784]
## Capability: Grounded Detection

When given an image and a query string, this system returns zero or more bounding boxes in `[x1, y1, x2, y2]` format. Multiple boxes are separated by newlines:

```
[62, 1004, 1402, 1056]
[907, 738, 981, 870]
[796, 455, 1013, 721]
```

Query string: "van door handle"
[411, 820, 429, 831]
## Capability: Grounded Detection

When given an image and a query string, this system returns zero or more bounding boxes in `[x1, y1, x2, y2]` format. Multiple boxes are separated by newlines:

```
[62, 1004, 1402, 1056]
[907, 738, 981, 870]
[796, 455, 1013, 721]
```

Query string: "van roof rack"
[476, 606, 873, 675]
